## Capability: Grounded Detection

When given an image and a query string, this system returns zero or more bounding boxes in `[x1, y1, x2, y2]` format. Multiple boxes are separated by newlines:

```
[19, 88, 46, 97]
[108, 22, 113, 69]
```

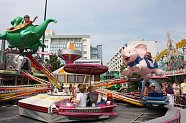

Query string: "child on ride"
[23, 15, 38, 24]
[7, 15, 38, 30]
[71, 84, 87, 107]
[87, 86, 104, 107]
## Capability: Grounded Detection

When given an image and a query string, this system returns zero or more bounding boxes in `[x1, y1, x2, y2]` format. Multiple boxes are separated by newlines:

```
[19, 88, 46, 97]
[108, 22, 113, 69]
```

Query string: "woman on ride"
[87, 86, 104, 107]
[71, 84, 87, 107]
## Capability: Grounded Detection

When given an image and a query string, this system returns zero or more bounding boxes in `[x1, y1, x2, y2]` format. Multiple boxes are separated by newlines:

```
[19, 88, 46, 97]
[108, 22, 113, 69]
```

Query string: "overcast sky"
[1, 0, 186, 64]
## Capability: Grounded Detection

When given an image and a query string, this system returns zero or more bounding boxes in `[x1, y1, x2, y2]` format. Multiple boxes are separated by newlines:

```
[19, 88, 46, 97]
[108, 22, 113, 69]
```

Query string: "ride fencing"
[173, 94, 186, 108]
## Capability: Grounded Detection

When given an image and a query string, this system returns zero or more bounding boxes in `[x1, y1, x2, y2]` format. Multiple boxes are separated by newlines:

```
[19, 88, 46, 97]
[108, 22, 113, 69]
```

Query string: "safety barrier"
[173, 95, 186, 108]
[144, 105, 180, 123]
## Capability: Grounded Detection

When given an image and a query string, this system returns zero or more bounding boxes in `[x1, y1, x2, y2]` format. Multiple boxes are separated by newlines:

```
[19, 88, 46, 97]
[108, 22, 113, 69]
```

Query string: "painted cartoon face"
[121, 46, 138, 64]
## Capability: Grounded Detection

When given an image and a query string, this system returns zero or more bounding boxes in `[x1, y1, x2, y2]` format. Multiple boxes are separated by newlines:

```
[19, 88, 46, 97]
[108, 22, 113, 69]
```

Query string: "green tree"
[120, 64, 127, 73]
[127, 80, 139, 92]
[120, 63, 141, 92]
[49, 54, 61, 71]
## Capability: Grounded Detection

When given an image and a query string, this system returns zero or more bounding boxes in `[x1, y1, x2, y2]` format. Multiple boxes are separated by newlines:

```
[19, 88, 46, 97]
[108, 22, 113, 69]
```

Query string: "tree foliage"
[49, 54, 61, 71]
[120, 64, 141, 92]
[127, 80, 139, 92]
[120, 64, 127, 73]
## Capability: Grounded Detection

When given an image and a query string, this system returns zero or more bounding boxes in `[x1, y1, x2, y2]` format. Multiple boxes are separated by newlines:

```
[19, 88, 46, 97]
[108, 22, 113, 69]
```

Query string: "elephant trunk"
[35, 19, 57, 36]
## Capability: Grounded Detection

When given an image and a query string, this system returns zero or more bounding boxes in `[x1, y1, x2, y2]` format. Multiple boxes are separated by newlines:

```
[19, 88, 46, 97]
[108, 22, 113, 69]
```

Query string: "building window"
[83, 51, 87, 54]
[75, 43, 82, 48]
[83, 45, 87, 49]
[59, 39, 66, 42]
[74, 39, 81, 42]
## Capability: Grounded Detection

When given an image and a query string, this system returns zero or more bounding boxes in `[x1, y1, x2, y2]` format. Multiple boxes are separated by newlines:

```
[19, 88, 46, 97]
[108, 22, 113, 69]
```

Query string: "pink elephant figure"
[120, 44, 164, 80]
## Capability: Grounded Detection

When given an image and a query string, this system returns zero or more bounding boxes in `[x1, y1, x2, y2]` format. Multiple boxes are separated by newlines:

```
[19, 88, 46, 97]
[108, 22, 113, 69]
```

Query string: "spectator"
[76, 84, 82, 93]
[71, 84, 87, 107]
[69, 84, 74, 95]
[60, 83, 64, 92]
[172, 81, 181, 104]
[54, 87, 59, 94]
[161, 82, 167, 94]
[181, 79, 186, 96]
[166, 83, 174, 106]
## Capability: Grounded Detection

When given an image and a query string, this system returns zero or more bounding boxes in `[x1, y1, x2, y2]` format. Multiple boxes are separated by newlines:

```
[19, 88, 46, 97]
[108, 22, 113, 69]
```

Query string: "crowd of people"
[160, 79, 186, 106]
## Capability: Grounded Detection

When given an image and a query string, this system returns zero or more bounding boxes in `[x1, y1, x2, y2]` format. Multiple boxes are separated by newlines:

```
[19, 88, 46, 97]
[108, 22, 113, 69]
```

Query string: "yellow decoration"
[59, 68, 65, 74]
[69, 42, 77, 50]
[49, 97, 56, 100]
[176, 39, 186, 49]
[57, 97, 63, 101]
[155, 49, 167, 61]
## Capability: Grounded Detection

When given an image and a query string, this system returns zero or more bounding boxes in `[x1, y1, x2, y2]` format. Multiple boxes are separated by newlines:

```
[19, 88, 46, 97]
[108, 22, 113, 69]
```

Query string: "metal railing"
[173, 95, 186, 108]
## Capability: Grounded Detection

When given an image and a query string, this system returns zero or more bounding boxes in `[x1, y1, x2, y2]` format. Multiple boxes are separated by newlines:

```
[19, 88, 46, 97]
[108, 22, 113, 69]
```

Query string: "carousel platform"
[18, 93, 72, 122]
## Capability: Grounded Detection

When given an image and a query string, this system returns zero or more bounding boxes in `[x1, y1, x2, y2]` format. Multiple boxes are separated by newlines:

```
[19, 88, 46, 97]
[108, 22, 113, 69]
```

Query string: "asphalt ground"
[0, 102, 166, 123]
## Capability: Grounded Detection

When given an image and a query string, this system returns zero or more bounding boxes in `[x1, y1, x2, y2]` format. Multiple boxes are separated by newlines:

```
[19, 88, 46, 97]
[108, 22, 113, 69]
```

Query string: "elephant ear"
[135, 44, 147, 58]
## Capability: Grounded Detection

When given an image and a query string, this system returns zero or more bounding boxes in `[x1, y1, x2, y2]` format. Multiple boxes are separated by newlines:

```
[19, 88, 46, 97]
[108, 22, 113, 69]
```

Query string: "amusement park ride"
[0, 16, 185, 122]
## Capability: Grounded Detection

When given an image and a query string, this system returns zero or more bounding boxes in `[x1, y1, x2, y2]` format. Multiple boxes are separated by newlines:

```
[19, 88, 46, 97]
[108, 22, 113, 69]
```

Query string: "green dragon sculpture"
[0, 17, 57, 53]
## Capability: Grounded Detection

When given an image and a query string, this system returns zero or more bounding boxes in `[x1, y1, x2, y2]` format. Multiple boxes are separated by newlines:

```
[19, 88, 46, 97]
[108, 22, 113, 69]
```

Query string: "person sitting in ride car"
[149, 85, 157, 93]
[143, 82, 150, 96]
[71, 84, 87, 107]
[87, 86, 104, 107]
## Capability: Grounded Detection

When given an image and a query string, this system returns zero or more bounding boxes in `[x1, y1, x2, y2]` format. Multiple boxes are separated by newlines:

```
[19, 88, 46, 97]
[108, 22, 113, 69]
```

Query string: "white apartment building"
[43, 34, 91, 61]
[107, 40, 157, 71]
[106, 46, 125, 71]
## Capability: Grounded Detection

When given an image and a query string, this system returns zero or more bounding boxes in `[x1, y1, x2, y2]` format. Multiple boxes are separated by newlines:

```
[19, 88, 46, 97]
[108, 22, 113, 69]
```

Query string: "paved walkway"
[176, 107, 186, 123]
[0, 104, 165, 123]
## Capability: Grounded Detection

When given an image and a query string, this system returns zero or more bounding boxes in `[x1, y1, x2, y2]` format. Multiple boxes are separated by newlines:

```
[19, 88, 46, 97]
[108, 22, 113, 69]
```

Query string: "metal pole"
[15, 75, 18, 85]
[1, 39, 6, 70]
[42, 0, 48, 60]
